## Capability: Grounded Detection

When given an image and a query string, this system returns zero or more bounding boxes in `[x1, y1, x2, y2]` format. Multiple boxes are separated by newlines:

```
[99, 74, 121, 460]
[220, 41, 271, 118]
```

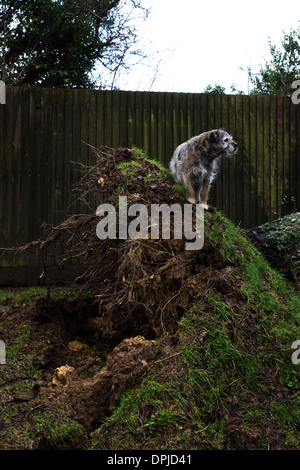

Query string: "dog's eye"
[224, 138, 229, 142]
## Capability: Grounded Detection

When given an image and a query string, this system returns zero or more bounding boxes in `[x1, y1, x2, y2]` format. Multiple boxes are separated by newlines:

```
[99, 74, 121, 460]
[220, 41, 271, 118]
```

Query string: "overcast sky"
[114, 0, 300, 94]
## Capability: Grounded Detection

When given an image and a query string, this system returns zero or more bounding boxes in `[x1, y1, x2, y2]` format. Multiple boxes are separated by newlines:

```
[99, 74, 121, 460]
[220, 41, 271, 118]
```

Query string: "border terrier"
[169, 129, 238, 209]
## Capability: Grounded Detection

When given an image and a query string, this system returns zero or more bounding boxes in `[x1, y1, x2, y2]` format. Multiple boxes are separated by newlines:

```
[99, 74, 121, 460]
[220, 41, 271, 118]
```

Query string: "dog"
[169, 129, 238, 209]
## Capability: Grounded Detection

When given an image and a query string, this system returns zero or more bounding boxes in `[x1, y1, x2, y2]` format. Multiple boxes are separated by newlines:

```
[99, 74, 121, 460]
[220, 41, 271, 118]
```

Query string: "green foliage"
[249, 23, 300, 96]
[203, 83, 226, 94]
[203, 83, 244, 95]
[0, 0, 148, 88]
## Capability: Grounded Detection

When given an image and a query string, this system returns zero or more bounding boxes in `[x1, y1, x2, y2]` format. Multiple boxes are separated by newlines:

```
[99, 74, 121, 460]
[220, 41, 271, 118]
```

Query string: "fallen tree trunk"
[246, 213, 300, 285]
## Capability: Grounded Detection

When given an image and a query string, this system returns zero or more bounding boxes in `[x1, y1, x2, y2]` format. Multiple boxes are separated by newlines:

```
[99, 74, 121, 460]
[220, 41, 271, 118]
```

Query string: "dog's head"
[208, 129, 238, 156]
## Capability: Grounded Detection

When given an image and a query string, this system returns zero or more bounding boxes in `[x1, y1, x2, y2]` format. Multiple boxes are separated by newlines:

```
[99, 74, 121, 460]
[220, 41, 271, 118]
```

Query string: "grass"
[131, 146, 184, 190]
[0, 287, 48, 304]
[33, 410, 84, 446]
[118, 160, 144, 184]
[115, 147, 186, 200]
[90, 378, 188, 449]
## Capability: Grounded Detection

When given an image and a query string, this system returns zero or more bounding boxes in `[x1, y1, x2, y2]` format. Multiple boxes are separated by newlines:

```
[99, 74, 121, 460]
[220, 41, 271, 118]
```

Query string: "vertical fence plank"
[242, 95, 251, 228]
[283, 99, 291, 209]
[200, 93, 208, 132]
[172, 93, 181, 150]
[11, 88, 24, 247]
[249, 95, 258, 226]
[214, 94, 222, 129]
[119, 91, 128, 148]
[96, 90, 105, 148]
[220, 94, 230, 217]
[104, 91, 112, 147]
[235, 94, 244, 226]
[88, 90, 97, 152]
[135, 92, 144, 151]
[277, 97, 285, 215]
[193, 93, 201, 135]
[111, 90, 120, 149]
[127, 91, 136, 149]
[228, 95, 237, 223]
[269, 96, 278, 219]
[290, 101, 298, 212]
[179, 93, 188, 143]
[142, 92, 151, 157]
[296, 103, 300, 209]
[187, 93, 194, 138]
[208, 93, 218, 205]
[165, 92, 174, 163]
[150, 92, 158, 158]
[207, 94, 215, 130]
[263, 95, 271, 221]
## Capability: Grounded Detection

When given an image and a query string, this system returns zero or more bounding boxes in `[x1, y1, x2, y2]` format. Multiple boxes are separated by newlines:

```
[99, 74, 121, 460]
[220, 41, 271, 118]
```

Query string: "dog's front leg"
[199, 173, 212, 210]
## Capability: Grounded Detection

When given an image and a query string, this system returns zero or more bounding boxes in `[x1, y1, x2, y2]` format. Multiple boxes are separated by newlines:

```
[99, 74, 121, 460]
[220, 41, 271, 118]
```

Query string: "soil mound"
[35, 147, 228, 342]
[1, 146, 299, 450]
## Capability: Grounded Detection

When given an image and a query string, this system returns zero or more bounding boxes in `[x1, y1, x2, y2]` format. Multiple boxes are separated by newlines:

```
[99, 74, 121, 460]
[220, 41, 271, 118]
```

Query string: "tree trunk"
[246, 212, 300, 285]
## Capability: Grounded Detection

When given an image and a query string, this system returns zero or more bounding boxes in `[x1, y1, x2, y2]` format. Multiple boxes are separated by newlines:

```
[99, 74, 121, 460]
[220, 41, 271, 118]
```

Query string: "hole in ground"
[31, 293, 162, 435]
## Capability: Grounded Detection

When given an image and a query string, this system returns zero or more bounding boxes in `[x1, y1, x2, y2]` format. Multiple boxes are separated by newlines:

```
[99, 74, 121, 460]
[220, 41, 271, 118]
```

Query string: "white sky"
[114, 0, 300, 94]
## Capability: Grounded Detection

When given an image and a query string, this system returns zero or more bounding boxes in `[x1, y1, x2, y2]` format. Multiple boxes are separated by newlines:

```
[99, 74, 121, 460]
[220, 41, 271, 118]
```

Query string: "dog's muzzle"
[232, 142, 238, 153]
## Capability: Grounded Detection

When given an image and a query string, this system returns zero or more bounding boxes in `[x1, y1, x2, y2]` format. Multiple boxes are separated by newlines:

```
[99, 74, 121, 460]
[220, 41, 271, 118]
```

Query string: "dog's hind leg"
[193, 181, 202, 204]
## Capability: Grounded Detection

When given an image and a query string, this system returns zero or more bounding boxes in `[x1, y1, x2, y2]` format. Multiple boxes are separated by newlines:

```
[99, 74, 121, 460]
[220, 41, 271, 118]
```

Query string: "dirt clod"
[52, 365, 76, 387]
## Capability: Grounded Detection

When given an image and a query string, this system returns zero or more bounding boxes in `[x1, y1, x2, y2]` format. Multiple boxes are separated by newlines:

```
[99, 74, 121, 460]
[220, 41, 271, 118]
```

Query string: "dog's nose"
[233, 142, 238, 150]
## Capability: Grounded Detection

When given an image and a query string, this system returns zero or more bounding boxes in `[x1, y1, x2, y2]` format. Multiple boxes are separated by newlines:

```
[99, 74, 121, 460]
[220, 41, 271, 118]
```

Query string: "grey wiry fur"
[169, 129, 238, 209]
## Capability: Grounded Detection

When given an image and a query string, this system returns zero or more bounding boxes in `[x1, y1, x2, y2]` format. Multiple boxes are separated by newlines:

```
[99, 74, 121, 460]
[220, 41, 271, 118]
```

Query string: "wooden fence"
[0, 86, 299, 284]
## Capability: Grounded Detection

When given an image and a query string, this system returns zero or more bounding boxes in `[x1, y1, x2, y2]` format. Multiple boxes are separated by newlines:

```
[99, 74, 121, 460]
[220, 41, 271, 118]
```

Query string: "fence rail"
[0, 87, 299, 284]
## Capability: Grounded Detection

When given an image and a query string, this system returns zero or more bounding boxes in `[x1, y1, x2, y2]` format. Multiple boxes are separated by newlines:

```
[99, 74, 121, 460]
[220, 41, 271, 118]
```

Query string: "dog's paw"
[200, 203, 209, 210]
[187, 197, 196, 204]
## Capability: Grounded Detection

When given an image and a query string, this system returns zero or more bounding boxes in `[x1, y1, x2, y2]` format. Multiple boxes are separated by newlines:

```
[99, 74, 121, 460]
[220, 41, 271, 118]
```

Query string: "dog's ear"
[208, 130, 218, 142]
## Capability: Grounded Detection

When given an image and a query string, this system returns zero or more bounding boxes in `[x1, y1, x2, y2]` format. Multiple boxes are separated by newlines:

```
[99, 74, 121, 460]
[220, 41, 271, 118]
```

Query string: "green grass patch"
[0, 287, 48, 305]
